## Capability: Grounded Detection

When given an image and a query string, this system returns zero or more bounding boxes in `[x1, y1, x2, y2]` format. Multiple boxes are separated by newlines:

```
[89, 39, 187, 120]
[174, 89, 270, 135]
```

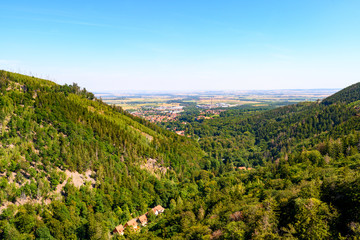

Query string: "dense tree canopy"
[1, 71, 360, 239]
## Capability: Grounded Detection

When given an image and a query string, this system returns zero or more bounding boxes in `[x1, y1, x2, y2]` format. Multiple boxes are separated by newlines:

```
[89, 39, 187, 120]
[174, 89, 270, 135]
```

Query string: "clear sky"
[1, 0, 359, 91]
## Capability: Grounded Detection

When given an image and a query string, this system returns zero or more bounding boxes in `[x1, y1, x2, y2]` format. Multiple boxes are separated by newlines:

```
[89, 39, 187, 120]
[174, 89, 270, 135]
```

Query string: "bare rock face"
[55, 168, 96, 194]
[140, 158, 168, 178]
[0, 168, 97, 213]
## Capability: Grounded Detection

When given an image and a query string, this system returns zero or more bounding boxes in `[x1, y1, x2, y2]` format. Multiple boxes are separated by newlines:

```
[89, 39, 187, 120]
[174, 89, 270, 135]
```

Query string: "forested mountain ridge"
[322, 82, 360, 105]
[147, 84, 360, 239]
[188, 97, 360, 168]
[0, 71, 205, 239]
[143, 85, 360, 239]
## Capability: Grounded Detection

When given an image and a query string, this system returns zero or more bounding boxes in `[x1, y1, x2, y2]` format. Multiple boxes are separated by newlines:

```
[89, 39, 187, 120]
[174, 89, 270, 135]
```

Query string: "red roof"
[153, 205, 165, 212]
[113, 224, 124, 234]
[124, 218, 138, 228]
[138, 214, 148, 224]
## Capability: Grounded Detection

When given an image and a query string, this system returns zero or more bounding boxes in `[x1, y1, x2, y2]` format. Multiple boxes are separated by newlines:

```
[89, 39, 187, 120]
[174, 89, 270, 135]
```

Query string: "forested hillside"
[1, 71, 360, 239]
[185, 99, 360, 168]
[143, 84, 360, 239]
[0, 71, 204, 239]
[322, 82, 360, 105]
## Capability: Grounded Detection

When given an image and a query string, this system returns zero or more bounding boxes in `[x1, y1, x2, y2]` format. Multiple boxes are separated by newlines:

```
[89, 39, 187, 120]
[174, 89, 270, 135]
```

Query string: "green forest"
[1, 70, 360, 239]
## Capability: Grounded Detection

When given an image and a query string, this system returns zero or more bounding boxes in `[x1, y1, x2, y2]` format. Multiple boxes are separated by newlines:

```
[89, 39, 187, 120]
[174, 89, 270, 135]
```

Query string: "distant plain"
[96, 89, 339, 111]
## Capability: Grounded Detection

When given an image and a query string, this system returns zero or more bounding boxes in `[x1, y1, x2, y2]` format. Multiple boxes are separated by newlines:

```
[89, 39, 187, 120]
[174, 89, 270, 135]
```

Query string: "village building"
[124, 218, 139, 231]
[138, 214, 148, 226]
[113, 224, 124, 235]
[113, 205, 165, 235]
[152, 205, 165, 216]
[175, 130, 185, 136]
[237, 166, 253, 171]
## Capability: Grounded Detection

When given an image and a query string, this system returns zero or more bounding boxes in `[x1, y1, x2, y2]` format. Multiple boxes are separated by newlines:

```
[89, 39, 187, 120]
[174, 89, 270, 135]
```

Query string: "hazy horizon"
[94, 88, 340, 97]
[95, 88, 340, 93]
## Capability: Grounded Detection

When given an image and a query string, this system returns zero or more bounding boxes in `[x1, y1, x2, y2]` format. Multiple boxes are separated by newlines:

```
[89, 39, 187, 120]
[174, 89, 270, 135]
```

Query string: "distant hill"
[322, 82, 360, 105]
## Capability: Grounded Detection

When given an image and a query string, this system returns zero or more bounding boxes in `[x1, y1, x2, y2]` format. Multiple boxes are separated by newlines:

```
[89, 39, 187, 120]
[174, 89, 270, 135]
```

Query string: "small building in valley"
[152, 205, 165, 216]
[237, 166, 253, 171]
[124, 218, 139, 230]
[113, 224, 124, 235]
[113, 205, 165, 235]
[138, 214, 148, 226]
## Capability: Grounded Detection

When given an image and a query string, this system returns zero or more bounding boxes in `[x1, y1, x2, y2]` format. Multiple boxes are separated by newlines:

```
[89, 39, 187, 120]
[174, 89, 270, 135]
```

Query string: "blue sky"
[1, 0, 359, 91]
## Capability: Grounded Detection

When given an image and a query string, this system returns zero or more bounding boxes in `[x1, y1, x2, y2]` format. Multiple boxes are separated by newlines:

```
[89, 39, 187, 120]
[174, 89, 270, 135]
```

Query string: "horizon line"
[94, 88, 341, 94]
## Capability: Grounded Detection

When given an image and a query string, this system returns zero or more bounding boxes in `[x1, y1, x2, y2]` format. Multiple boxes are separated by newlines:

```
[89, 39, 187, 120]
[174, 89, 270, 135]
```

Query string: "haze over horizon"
[1, 0, 359, 92]
[94, 88, 340, 95]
